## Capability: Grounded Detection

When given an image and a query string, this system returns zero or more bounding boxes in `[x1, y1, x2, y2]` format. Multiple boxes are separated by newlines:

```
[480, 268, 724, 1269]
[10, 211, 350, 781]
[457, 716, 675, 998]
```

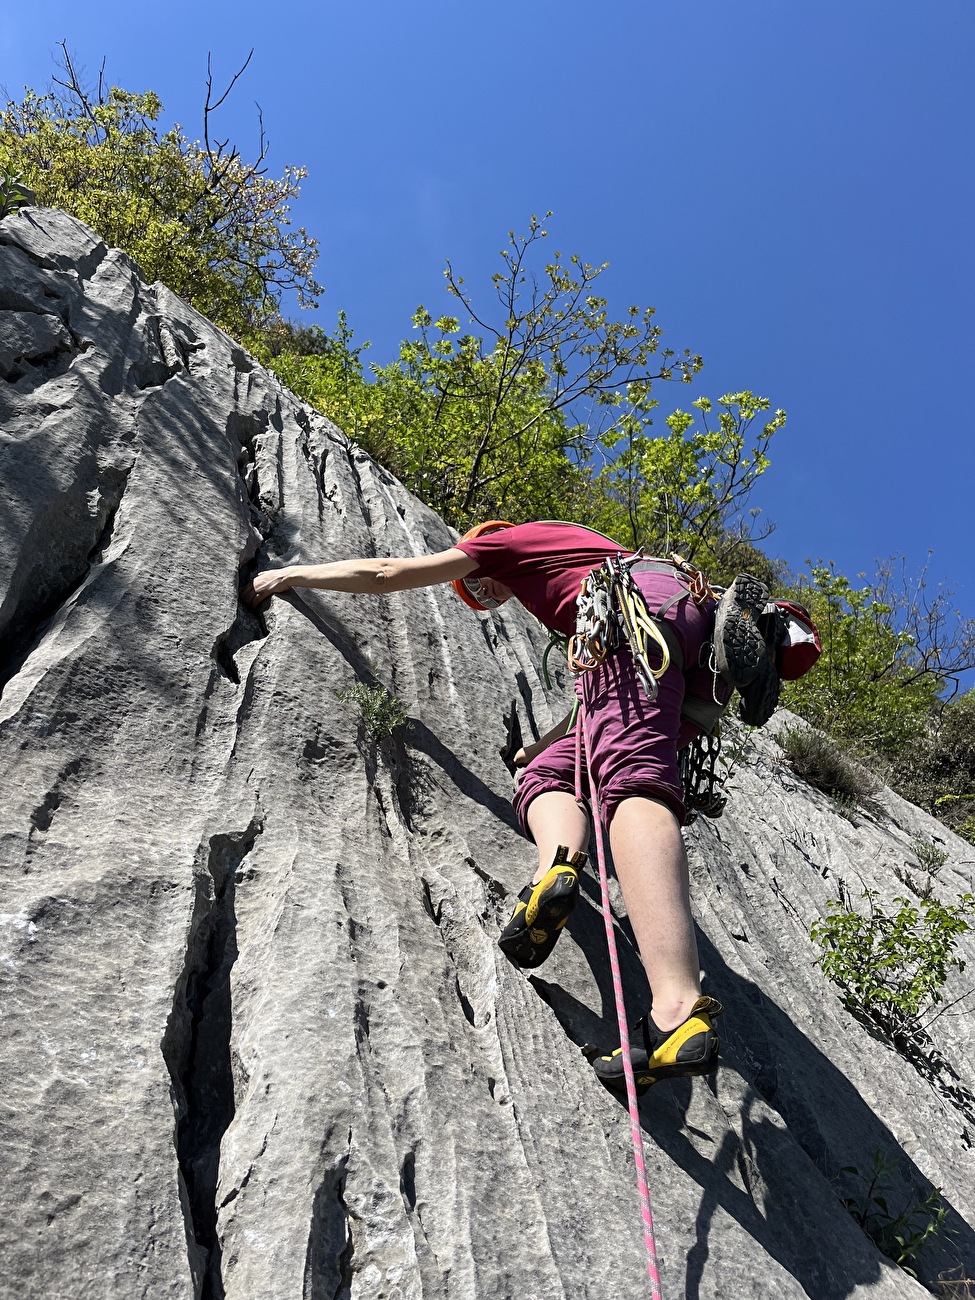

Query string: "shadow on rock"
[532, 929, 975, 1298]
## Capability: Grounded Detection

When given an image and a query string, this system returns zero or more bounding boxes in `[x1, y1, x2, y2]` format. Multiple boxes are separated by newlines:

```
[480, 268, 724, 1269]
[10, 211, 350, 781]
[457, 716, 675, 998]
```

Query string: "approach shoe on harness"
[591, 997, 723, 1096]
[737, 601, 788, 725]
[498, 845, 587, 969]
[713, 575, 771, 689]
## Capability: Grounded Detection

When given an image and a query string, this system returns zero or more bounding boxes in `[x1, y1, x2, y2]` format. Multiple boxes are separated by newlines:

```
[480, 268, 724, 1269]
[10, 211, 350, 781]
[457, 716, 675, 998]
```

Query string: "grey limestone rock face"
[2, 208, 974, 1300]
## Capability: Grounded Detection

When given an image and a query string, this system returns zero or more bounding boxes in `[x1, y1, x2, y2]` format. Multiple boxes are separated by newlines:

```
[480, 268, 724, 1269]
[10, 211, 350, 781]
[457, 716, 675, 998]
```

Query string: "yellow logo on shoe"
[524, 864, 580, 926]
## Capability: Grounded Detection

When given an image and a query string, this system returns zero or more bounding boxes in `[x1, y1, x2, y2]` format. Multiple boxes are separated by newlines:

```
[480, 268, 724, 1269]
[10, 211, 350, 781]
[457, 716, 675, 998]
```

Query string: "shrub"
[777, 724, 880, 806]
[336, 683, 409, 741]
[0, 165, 34, 218]
[811, 889, 975, 1040]
[781, 563, 948, 759]
[839, 1150, 949, 1278]
[912, 838, 948, 875]
[890, 692, 975, 847]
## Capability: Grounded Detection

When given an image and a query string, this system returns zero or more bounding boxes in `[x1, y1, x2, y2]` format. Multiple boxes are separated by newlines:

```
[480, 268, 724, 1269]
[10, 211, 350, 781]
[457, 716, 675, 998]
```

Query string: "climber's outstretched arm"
[244, 548, 477, 606]
[512, 709, 576, 767]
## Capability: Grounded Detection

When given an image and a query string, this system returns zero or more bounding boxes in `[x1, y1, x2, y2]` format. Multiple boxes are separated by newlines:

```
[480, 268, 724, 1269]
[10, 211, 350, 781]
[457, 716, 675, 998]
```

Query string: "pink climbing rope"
[575, 692, 663, 1300]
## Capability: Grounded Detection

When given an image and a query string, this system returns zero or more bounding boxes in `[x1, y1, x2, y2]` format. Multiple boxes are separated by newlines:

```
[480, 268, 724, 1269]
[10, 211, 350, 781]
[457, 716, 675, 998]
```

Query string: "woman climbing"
[245, 520, 772, 1093]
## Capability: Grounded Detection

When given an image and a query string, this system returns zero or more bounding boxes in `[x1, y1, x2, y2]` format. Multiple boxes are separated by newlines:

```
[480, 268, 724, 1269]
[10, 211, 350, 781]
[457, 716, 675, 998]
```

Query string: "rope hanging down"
[576, 695, 663, 1299]
[566, 550, 728, 1297]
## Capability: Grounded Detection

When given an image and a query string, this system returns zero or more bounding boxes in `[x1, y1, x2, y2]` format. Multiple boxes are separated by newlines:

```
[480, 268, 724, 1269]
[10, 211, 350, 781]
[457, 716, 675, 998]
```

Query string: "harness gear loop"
[541, 631, 569, 689]
[574, 693, 663, 1298]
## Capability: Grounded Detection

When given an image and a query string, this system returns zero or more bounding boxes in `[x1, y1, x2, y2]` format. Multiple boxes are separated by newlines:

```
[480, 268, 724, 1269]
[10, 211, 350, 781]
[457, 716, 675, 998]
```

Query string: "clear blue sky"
[4, 1, 974, 621]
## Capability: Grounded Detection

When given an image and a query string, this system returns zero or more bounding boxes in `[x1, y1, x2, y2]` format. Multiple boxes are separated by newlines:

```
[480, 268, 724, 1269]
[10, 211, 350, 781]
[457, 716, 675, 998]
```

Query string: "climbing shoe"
[498, 845, 587, 969]
[713, 575, 771, 689]
[591, 997, 723, 1096]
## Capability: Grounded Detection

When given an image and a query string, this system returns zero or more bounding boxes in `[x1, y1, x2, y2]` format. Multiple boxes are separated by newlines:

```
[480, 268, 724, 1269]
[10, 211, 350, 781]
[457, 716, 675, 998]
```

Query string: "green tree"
[590, 392, 786, 581]
[257, 217, 782, 540]
[811, 889, 974, 1041]
[0, 48, 320, 334]
[782, 562, 975, 758]
[890, 691, 975, 845]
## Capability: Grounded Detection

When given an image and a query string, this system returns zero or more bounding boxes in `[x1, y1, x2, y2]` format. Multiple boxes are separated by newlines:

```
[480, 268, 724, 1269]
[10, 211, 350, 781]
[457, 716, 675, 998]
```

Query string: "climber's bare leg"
[608, 795, 701, 1033]
[525, 791, 590, 884]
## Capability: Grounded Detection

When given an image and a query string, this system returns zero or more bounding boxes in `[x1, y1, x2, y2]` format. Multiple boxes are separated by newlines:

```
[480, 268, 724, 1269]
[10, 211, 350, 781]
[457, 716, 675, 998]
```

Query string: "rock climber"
[245, 520, 774, 1093]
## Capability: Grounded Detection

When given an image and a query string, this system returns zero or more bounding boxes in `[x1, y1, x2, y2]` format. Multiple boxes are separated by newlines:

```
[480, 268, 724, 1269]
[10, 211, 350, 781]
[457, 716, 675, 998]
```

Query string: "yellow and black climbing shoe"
[498, 846, 587, 969]
[591, 997, 723, 1096]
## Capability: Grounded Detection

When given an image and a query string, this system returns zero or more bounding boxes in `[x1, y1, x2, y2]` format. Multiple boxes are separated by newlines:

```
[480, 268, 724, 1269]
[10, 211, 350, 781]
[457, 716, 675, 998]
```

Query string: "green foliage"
[894, 838, 951, 901]
[0, 164, 34, 217]
[889, 692, 975, 846]
[839, 1151, 949, 1277]
[591, 391, 786, 576]
[811, 889, 975, 1039]
[782, 565, 940, 757]
[255, 217, 781, 539]
[336, 682, 409, 741]
[783, 561, 975, 761]
[912, 837, 949, 875]
[0, 49, 320, 335]
[777, 723, 880, 807]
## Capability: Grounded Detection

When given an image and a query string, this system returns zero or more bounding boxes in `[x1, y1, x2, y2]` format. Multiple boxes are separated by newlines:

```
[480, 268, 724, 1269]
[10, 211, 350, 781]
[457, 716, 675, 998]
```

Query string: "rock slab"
[2, 208, 974, 1299]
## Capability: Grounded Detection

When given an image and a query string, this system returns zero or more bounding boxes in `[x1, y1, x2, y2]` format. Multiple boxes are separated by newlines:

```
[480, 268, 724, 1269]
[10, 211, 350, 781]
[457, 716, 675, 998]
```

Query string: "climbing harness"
[575, 692, 663, 1299]
[569, 552, 678, 701]
[569, 551, 733, 817]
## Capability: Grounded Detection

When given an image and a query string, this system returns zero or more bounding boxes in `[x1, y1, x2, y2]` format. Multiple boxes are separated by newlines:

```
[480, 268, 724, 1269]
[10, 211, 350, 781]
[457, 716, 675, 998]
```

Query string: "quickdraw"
[568, 550, 731, 819]
[568, 552, 676, 702]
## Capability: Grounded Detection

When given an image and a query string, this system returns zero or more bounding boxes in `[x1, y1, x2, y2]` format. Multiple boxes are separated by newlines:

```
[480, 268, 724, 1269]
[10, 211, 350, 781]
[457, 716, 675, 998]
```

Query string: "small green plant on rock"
[336, 682, 409, 741]
[895, 838, 951, 900]
[0, 166, 34, 218]
[912, 837, 949, 875]
[839, 1150, 949, 1278]
[811, 889, 975, 1041]
[777, 723, 880, 808]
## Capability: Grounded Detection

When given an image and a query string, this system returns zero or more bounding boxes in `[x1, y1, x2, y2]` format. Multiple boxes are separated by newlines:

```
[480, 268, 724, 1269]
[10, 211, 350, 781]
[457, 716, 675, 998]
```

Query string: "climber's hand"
[512, 746, 529, 768]
[244, 567, 295, 607]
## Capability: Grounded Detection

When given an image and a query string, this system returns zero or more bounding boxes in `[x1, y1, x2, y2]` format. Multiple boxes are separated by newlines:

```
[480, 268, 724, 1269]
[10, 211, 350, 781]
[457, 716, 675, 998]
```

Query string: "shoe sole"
[714, 575, 770, 688]
[738, 653, 781, 726]
[597, 1043, 719, 1096]
[498, 873, 579, 969]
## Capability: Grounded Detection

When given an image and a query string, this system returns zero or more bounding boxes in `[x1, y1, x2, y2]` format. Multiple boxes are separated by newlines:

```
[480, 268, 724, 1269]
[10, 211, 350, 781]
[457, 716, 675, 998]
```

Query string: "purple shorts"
[513, 569, 726, 832]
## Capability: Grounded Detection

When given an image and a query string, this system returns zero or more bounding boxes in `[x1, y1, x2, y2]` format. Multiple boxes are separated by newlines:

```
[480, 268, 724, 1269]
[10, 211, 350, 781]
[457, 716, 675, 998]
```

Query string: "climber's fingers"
[244, 567, 295, 607]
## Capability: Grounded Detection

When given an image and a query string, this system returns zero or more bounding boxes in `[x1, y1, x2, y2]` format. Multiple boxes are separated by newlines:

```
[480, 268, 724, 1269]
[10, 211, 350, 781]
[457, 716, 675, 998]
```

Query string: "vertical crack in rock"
[209, 595, 267, 687]
[304, 1137, 354, 1300]
[130, 315, 201, 389]
[162, 814, 264, 1300]
[0, 460, 135, 696]
[344, 448, 372, 529]
[296, 410, 337, 519]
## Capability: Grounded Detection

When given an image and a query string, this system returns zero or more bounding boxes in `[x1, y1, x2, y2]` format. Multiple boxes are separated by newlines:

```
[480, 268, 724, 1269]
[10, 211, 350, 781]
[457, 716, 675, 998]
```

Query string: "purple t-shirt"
[454, 522, 632, 635]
